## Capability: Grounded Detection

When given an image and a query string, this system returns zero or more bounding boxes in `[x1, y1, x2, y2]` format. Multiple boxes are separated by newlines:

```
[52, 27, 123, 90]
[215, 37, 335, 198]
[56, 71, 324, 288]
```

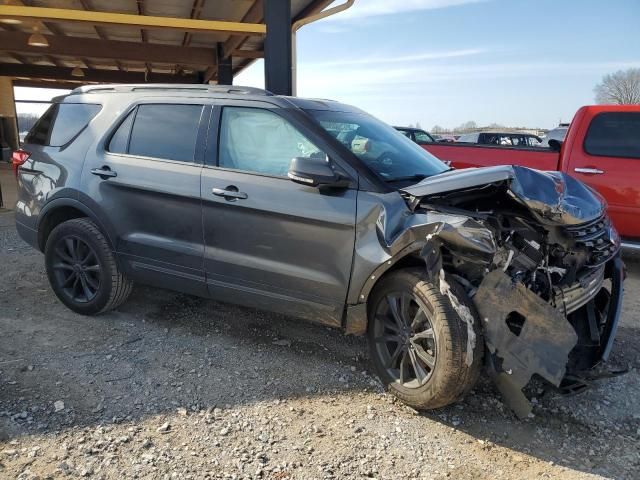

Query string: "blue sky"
[15, 0, 639, 130]
[237, 0, 640, 129]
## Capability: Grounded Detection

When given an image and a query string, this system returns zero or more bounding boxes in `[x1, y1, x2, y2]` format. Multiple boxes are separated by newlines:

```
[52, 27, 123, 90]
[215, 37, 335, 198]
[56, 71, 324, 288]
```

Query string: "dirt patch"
[1, 211, 639, 479]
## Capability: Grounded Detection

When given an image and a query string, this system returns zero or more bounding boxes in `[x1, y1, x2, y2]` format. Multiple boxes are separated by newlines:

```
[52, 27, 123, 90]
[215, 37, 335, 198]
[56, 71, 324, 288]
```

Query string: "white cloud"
[236, 58, 640, 100]
[308, 48, 487, 68]
[327, 0, 489, 21]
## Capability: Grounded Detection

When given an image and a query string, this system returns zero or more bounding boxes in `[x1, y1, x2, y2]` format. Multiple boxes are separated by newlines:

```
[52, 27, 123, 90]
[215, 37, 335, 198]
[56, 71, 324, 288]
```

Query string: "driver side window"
[218, 107, 324, 177]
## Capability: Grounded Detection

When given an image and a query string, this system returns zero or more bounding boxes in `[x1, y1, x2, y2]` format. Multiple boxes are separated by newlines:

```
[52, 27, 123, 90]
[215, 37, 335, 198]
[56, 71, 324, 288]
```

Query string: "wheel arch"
[344, 246, 428, 336]
[360, 244, 432, 306]
[37, 199, 115, 252]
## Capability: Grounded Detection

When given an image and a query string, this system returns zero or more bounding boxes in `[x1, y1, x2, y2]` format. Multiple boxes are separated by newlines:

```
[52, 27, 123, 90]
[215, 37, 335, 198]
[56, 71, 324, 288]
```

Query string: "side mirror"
[287, 156, 349, 188]
[548, 139, 562, 152]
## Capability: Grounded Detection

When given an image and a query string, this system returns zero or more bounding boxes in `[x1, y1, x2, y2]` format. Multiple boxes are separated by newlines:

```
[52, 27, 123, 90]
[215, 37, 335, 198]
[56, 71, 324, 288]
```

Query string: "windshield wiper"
[385, 174, 430, 183]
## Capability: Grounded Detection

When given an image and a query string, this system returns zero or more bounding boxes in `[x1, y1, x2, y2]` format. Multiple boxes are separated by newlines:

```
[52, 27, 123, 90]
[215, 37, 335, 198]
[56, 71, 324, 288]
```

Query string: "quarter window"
[25, 103, 101, 147]
[127, 104, 204, 162]
[584, 112, 640, 159]
[218, 107, 324, 177]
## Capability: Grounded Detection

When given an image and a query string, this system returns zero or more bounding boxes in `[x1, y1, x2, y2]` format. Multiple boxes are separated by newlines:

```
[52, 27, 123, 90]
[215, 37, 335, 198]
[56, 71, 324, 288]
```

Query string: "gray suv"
[14, 84, 623, 417]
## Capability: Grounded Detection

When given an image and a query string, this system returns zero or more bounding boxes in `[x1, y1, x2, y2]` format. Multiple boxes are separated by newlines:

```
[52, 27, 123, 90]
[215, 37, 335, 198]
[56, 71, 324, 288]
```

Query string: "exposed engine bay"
[364, 165, 624, 417]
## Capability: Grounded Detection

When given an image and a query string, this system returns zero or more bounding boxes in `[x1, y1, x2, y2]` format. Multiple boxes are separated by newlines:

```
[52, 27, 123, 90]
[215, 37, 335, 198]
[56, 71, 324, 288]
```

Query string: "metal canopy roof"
[0, 0, 334, 88]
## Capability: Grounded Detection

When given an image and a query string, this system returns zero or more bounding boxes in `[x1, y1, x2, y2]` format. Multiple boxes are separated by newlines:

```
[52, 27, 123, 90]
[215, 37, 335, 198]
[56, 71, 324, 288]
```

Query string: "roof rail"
[70, 84, 273, 96]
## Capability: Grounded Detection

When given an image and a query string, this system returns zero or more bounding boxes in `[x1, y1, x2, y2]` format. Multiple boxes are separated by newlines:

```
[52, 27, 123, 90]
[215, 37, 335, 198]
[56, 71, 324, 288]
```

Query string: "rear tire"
[368, 268, 483, 410]
[45, 218, 132, 315]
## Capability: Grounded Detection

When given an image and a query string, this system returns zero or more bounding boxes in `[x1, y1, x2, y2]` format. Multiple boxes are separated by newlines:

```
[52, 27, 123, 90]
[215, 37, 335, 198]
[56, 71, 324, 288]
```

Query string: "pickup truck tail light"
[12, 149, 31, 178]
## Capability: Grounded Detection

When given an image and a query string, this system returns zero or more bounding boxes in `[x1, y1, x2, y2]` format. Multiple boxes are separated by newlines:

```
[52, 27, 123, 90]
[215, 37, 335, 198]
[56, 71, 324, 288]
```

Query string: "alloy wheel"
[51, 235, 102, 303]
[373, 292, 437, 388]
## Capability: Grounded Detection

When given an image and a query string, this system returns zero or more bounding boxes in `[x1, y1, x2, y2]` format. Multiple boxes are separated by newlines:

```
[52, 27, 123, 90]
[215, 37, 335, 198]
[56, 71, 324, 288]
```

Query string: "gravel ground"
[1, 210, 639, 479]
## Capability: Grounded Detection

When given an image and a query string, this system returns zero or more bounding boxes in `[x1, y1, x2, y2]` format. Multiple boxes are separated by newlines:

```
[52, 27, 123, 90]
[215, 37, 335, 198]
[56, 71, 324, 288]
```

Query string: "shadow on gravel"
[1, 224, 639, 478]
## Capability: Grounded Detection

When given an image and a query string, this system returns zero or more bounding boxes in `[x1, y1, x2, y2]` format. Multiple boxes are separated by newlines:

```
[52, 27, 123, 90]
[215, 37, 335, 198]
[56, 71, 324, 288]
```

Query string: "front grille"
[564, 215, 618, 267]
[553, 265, 605, 316]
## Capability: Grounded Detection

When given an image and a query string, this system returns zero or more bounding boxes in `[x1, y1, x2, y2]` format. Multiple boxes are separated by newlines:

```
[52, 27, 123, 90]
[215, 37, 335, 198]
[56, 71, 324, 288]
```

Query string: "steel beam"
[216, 44, 233, 85]
[264, 0, 293, 96]
[0, 64, 200, 84]
[0, 31, 216, 66]
[0, 5, 266, 36]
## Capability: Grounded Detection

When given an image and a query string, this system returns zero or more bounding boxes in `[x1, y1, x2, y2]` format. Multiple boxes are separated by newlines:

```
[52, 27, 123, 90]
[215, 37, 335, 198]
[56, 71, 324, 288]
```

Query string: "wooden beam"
[77, 0, 124, 71]
[182, 0, 207, 47]
[12, 78, 95, 89]
[0, 31, 217, 66]
[225, 0, 335, 79]
[136, 0, 153, 75]
[0, 22, 29, 64]
[0, 5, 266, 36]
[223, 0, 263, 58]
[232, 49, 263, 59]
[1, 63, 201, 83]
[221, 0, 331, 61]
[203, 65, 217, 83]
[13, 0, 72, 69]
[176, 0, 206, 76]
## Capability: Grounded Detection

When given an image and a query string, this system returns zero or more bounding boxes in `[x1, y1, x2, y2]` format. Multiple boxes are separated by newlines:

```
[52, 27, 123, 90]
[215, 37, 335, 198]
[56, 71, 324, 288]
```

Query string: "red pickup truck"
[421, 105, 640, 245]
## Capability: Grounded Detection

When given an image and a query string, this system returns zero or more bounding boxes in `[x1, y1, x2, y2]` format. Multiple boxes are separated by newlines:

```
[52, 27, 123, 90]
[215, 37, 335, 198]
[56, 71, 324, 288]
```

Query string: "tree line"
[17, 113, 41, 133]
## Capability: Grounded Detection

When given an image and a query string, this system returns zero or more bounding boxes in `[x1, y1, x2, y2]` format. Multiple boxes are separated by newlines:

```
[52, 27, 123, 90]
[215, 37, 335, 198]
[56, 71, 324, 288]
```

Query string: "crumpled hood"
[400, 165, 606, 225]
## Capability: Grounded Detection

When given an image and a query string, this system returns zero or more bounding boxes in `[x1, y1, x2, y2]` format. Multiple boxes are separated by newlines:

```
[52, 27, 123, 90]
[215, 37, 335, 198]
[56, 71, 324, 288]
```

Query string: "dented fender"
[346, 191, 496, 307]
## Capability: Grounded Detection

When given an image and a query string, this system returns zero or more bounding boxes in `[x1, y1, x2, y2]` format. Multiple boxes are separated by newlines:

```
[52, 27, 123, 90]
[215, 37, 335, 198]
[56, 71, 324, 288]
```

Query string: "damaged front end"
[378, 165, 623, 417]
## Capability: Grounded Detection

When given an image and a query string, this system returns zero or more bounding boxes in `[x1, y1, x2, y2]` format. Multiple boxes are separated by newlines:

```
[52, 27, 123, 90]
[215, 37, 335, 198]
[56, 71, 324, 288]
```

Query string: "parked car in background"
[13, 85, 623, 418]
[434, 134, 457, 143]
[420, 105, 640, 244]
[541, 124, 569, 147]
[394, 127, 436, 145]
[457, 131, 543, 147]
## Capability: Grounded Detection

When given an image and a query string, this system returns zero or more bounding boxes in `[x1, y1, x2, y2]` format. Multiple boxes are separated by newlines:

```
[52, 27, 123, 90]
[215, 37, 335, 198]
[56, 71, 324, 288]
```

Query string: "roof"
[0, 0, 334, 89]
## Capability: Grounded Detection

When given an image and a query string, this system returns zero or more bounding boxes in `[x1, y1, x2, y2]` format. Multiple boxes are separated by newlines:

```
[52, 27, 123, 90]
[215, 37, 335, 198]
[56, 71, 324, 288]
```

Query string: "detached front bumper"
[600, 254, 624, 361]
[473, 253, 625, 418]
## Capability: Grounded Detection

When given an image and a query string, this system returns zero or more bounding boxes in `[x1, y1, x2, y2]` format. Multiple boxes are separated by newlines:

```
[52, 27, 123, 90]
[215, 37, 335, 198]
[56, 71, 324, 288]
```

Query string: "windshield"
[307, 110, 449, 182]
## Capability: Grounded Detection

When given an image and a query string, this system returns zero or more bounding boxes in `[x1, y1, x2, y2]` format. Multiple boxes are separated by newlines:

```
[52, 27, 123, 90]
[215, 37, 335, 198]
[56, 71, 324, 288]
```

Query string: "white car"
[540, 126, 569, 147]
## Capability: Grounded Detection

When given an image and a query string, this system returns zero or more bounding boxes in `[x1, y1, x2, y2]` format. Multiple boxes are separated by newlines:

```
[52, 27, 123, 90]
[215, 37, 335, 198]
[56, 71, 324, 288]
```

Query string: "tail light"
[12, 149, 31, 178]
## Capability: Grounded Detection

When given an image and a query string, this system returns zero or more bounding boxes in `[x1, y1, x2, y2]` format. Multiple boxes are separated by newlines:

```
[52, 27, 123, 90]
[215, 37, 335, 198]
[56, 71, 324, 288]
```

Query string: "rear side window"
[107, 110, 135, 154]
[127, 104, 204, 162]
[584, 112, 640, 159]
[25, 103, 100, 147]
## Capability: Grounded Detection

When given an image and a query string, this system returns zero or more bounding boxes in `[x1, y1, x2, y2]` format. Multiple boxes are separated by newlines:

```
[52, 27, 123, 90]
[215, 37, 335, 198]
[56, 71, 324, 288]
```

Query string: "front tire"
[45, 218, 132, 315]
[368, 268, 483, 410]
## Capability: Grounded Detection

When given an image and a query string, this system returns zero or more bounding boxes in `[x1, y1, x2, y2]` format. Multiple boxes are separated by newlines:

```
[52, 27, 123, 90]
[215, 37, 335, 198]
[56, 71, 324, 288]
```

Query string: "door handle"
[212, 186, 248, 200]
[574, 167, 604, 175]
[90, 166, 118, 179]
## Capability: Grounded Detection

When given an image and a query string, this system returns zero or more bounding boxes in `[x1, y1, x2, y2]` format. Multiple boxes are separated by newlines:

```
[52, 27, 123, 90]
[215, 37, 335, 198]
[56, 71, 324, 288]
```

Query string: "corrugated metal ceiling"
[0, 0, 333, 86]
